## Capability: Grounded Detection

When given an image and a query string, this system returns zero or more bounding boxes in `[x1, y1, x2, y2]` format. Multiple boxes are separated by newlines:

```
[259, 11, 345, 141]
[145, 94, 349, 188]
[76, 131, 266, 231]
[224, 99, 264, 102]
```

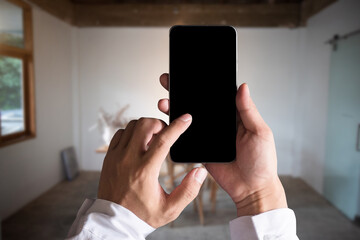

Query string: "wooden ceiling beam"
[25, 0, 337, 27]
[73, 3, 301, 27]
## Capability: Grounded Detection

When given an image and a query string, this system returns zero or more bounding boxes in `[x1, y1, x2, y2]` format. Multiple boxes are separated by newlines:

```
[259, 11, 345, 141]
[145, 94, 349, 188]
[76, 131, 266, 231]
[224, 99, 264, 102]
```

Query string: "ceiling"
[70, 0, 302, 3]
[26, 0, 336, 27]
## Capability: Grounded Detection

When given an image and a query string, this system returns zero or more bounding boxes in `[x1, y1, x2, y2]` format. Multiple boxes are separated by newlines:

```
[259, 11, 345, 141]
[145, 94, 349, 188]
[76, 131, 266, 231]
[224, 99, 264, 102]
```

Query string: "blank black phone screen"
[169, 26, 237, 163]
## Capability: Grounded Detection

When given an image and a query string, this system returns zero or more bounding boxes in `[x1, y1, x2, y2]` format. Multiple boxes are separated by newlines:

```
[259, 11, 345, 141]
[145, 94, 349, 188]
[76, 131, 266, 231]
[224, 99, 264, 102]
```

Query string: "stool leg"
[196, 195, 204, 225]
[210, 181, 218, 213]
[193, 196, 198, 212]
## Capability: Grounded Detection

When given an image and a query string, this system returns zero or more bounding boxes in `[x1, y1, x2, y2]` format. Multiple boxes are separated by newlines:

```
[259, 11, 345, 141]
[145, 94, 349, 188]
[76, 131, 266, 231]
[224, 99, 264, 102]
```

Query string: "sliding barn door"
[324, 33, 360, 220]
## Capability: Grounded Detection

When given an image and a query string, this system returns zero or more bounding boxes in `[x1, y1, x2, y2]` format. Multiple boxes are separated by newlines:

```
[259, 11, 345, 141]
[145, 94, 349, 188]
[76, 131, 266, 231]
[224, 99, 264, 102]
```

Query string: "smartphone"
[169, 25, 237, 163]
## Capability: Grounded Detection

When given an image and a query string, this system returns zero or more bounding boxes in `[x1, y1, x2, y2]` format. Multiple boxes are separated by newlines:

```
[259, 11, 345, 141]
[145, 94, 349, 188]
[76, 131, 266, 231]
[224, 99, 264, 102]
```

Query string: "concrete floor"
[2, 172, 360, 240]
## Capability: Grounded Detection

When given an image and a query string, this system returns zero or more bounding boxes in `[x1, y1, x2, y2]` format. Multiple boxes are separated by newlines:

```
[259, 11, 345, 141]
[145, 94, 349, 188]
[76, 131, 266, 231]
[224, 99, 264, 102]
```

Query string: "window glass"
[0, 55, 24, 136]
[0, 0, 24, 48]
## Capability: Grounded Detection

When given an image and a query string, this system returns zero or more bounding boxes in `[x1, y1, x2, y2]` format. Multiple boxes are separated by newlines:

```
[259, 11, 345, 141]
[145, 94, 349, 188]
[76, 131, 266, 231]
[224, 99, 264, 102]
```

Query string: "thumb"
[236, 83, 268, 134]
[166, 167, 207, 220]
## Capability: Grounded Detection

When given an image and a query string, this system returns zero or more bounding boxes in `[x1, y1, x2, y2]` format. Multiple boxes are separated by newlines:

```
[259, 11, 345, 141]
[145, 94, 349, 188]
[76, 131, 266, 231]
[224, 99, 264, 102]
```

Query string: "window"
[0, 0, 35, 147]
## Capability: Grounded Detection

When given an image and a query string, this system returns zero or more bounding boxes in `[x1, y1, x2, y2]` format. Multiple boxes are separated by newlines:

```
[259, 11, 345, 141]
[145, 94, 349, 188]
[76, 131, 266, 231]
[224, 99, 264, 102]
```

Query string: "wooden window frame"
[0, 0, 35, 147]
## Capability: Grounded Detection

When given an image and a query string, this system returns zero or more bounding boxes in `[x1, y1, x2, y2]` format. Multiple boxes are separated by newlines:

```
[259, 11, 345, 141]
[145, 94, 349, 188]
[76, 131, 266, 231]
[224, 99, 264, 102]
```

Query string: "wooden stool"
[164, 155, 219, 225]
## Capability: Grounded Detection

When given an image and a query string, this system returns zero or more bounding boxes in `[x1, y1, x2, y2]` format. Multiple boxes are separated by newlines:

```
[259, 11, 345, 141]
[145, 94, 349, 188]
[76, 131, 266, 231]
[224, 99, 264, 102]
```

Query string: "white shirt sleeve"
[229, 208, 299, 240]
[66, 199, 155, 240]
[67, 199, 298, 240]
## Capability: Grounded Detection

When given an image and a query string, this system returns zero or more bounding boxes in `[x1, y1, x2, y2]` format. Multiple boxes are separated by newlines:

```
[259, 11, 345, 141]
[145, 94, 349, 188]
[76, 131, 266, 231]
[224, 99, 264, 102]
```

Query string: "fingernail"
[244, 83, 250, 96]
[179, 114, 192, 122]
[194, 168, 207, 184]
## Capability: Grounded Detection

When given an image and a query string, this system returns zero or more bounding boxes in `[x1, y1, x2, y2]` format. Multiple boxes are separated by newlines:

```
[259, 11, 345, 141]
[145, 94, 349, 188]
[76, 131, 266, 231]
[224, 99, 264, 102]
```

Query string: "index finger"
[146, 114, 192, 164]
[160, 73, 169, 91]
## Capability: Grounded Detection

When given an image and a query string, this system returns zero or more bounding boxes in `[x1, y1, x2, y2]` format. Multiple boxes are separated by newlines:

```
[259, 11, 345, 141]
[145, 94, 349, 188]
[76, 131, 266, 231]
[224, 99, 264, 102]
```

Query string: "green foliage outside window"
[0, 33, 24, 48]
[0, 56, 22, 110]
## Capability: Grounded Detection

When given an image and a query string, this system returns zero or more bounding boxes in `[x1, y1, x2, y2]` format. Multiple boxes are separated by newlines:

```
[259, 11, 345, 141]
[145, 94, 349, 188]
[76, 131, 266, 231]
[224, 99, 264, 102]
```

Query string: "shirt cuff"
[229, 208, 298, 240]
[71, 198, 155, 239]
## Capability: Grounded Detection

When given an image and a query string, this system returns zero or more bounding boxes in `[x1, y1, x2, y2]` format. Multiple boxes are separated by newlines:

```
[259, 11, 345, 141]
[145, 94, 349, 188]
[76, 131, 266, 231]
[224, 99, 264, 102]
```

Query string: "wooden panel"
[27, 0, 74, 24]
[0, 46, 31, 57]
[74, 3, 300, 27]
[71, 0, 302, 4]
[24, 7, 34, 51]
[23, 0, 338, 27]
[23, 7, 36, 138]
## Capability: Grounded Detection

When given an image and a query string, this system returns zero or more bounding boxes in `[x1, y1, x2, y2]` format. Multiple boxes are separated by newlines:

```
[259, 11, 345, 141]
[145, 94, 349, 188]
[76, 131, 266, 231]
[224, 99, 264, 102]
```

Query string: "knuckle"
[135, 118, 152, 132]
[157, 118, 166, 127]
[263, 126, 273, 136]
[137, 118, 161, 130]
[182, 185, 197, 201]
[115, 128, 124, 135]
[147, 118, 159, 127]
[257, 125, 273, 139]
[165, 205, 179, 221]
[108, 129, 124, 150]
[153, 119, 166, 131]
[150, 118, 164, 127]
[137, 117, 147, 126]
[156, 134, 170, 149]
[127, 119, 137, 128]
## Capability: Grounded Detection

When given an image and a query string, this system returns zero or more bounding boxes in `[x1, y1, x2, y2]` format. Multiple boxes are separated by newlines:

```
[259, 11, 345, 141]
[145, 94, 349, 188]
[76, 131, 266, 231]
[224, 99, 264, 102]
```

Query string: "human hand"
[98, 115, 208, 228]
[158, 73, 287, 217]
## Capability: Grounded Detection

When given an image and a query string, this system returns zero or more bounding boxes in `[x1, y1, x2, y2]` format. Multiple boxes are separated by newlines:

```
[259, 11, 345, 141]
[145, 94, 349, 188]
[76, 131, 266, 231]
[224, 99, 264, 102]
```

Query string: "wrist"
[234, 177, 287, 217]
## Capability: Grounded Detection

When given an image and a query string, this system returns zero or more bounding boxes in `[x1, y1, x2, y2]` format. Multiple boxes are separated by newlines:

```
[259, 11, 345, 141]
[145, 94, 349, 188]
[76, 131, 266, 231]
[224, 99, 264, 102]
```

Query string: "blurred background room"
[0, 0, 360, 239]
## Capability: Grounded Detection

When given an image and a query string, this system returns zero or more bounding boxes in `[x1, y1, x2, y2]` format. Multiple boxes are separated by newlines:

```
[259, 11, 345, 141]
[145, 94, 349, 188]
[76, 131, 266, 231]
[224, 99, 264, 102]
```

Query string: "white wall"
[77, 28, 169, 170]
[237, 28, 303, 175]
[0, 7, 74, 219]
[296, 0, 360, 193]
[76, 27, 302, 174]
